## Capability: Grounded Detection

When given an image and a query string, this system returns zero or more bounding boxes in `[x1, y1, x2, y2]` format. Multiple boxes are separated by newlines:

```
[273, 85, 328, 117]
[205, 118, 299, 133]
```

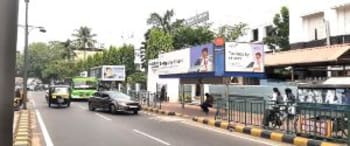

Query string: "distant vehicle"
[88, 91, 141, 114]
[46, 85, 71, 107]
[70, 77, 97, 99]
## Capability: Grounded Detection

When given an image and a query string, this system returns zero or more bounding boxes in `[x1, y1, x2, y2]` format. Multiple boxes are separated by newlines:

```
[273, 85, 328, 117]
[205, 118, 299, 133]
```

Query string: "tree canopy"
[263, 6, 290, 51]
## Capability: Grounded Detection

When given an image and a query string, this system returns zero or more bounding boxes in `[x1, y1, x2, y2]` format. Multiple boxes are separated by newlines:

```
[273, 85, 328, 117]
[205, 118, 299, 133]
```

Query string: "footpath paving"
[142, 102, 343, 146]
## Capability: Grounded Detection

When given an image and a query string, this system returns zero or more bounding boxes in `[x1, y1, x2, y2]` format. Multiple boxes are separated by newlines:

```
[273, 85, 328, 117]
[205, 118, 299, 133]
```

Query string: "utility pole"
[0, 0, 19, 145]
[22, 0, 29, 109]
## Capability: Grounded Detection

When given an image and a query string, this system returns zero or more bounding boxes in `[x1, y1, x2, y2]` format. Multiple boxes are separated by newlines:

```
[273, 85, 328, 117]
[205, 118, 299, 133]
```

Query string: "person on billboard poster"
[199, 48, 211, 72]
[253, 52, 263, 72]
[246, 52, 263, 72]
[194, 47, 213, 72]
[104, 67, 115, 79]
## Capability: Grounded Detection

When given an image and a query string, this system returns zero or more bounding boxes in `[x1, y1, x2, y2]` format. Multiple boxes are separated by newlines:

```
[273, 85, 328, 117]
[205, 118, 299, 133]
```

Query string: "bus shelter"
[156, 40, 265, 108]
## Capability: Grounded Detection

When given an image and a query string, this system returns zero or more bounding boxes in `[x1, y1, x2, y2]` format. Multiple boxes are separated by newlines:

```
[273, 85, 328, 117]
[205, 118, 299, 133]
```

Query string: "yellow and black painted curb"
[192, 117, 340, 146]
[13, 110, 32, 146]
[142, 107, 176, 116]
[192, 117, 231, 130]
[174, 112, 192, 119]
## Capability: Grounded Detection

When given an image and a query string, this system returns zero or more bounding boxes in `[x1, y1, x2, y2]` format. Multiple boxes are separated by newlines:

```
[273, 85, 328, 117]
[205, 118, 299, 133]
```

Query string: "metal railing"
[127, 90, 162, 109]
[215, 95, 350, 144]
[296, 103, 350, 144]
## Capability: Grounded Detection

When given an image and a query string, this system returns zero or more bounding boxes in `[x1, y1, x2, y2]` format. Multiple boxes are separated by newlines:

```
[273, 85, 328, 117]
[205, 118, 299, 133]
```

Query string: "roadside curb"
[192, 117, 340, 146]
[142, 107, 193, 119]
[192, 117, 231, 130]
[142, 107, 175, 116]
[13, 110, 32, 146]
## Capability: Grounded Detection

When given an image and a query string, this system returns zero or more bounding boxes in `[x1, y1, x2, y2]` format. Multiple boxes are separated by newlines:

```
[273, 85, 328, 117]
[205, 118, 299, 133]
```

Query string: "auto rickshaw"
[46, 85, 71, 107]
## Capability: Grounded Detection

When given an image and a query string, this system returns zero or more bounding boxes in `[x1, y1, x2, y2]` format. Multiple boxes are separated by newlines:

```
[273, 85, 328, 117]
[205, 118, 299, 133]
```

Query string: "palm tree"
[72, 26, 97, 61]
[61, 39, 76, 61]
[147, 9, 174, 33]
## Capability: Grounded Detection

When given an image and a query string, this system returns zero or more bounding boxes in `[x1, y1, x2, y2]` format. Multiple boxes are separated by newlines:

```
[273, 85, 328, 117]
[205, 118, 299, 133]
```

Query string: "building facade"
[289, 0, 350, 48]
[265, 0, 350, 83]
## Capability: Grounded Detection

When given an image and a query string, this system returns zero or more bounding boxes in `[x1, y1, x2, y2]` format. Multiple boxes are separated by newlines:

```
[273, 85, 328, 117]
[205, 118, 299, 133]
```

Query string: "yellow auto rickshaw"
[46, 85, 71, 107]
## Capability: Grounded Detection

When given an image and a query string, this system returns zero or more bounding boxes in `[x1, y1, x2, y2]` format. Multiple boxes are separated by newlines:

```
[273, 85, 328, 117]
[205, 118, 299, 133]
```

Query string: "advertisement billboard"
[189, 43, 214, 72]
[102, 65, 125, 81]
[158, 48, 190, 75]
[225, 42, 264, 73]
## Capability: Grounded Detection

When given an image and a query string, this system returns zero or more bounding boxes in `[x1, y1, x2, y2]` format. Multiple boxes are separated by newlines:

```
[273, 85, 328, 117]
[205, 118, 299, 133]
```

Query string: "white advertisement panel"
[102, 65, 125, 81]
[158, 48, 190, 75]
[225, 42, 264, 72]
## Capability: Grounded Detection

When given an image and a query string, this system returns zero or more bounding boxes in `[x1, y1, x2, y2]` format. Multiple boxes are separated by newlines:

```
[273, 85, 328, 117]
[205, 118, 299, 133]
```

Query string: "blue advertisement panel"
[189, 43, 214, 72]
[214, 46, 225, 76]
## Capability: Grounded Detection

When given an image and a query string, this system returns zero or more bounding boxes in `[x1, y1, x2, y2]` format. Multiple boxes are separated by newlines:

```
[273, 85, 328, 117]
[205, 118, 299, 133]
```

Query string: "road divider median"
[13, 110, 32, 146]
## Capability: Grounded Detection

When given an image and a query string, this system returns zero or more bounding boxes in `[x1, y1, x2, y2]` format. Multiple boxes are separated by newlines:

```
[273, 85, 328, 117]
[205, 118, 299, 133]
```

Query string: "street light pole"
[0, 0, 19, 145]
[22, 0, 29, 109]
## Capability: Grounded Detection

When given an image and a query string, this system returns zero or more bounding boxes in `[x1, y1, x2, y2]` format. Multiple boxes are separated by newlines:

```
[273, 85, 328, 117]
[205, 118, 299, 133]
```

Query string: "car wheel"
[133, 110, 138, 115]
[109, 104, 117, 114]
[88, 103, 95, 111]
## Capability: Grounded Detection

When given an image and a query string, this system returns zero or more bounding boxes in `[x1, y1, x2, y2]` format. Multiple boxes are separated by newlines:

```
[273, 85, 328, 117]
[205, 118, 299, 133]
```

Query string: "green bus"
[70, 77, 97, 99]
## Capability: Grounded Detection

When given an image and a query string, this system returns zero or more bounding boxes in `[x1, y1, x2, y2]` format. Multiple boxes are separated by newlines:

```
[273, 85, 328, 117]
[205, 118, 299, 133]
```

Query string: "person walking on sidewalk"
[201, 93, 214, 115]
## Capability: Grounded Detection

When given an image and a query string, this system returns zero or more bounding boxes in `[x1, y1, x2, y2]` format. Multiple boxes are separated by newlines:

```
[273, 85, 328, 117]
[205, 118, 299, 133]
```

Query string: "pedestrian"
[284, 88, 296, 118]
[285, 88, 296, 103]
[272, 87, 283, 104]
[200, 93, 214, 115]
[263, 87, 282, 127]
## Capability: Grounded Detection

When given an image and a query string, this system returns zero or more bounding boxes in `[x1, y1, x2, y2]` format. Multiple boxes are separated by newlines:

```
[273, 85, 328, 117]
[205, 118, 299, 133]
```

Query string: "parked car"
[88, 91, 141, 114]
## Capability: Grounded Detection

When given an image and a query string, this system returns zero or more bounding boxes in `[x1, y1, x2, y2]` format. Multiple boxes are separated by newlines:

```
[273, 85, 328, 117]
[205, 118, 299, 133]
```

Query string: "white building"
[289, 0, 350, 47]
[147, 59, 180, 103]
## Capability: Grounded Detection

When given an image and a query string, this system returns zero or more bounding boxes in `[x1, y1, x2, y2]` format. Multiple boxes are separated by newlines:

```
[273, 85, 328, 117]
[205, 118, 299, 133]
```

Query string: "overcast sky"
[16, 0, 288, 51]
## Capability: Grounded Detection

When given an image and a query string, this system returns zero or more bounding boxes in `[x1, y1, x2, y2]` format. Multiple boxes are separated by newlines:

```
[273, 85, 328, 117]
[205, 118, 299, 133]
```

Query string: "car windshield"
[53, 87, 69, 94]
[107, 92, 131, 100]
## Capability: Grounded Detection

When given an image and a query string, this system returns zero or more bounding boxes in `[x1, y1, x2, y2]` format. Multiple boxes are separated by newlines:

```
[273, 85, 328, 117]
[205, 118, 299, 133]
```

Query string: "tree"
[217, 22, 248, 41]
[61, 39, 77, 61]
[145, 28, 174, 60]
[147, 9, 175, 33]
[127, 71, 147, 85]
[172, 25, 215, 49]
[263, 6, 289, 51]
[72, 26, 97, 62]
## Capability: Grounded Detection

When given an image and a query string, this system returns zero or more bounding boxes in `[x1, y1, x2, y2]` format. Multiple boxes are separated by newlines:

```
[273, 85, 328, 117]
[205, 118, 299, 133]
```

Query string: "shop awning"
[265, 45, 350, 67]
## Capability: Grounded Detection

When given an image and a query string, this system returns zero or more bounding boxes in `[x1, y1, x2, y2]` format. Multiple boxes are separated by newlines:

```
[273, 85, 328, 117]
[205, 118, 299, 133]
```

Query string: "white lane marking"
[133, 129, 171, 146]
[95, 113, 112, 121]
[78, 105, 87, 110]
[35, 110, 54, 146]
[181, 121, 278, 146]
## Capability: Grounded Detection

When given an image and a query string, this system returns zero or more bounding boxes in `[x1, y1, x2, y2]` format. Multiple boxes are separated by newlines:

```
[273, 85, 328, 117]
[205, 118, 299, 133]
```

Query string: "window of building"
[252, 29, 259, 41]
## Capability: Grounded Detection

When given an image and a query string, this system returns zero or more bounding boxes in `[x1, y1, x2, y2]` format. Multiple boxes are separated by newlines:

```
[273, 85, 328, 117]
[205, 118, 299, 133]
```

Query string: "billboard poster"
[189, 43, 214, 72]
[225, 42, 264, 72]
[158, 48, 190, 75]
[102, 65, 125, 81]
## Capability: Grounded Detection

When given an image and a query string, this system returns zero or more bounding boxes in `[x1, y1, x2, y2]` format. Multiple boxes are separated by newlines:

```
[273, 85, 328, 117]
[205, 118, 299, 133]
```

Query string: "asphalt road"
[29, 91, 287, 146]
